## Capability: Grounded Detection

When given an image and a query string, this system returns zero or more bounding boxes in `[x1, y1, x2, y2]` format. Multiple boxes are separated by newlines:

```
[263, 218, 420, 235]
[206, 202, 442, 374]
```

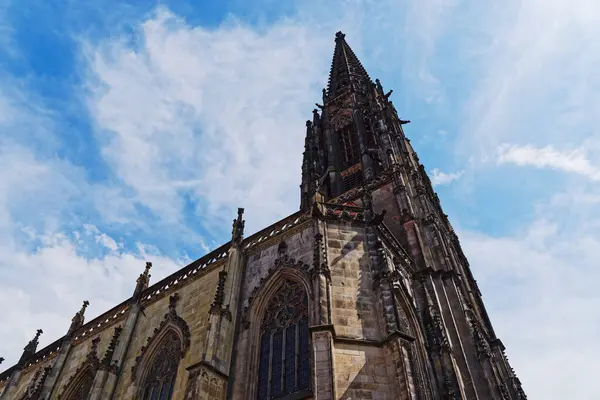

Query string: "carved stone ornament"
[209, 270, 230, 319]
[312, 233, 330, 279]
[20, 365, 52, 400]
[231, 207, 245, 244]
[323, 203, 365, 222]
[330, 171, 392, 205]
[18, 329, 43, 367]
[331, 108, 353, 131]
[131, 293, 190, 381]
[57, 337, 100, 400]
[99, 326, 123, 373]
[499, 383, 511, 400]
[67, 300, 89, 337]
[241, 256, 311, 330]
[183, 368, 200, 400]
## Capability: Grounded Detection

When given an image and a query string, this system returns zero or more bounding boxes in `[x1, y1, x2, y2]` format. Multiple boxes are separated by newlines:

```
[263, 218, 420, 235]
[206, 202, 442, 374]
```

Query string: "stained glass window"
[141, 330, 181, 400]
[257, 281, 310, 400]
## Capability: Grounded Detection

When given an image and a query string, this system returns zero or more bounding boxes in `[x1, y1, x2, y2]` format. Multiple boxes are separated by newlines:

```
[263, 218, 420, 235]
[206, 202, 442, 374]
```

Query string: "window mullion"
[267, 332, 273, 399]
[282, 327, 287, 394]
[295, 321, 300, 390]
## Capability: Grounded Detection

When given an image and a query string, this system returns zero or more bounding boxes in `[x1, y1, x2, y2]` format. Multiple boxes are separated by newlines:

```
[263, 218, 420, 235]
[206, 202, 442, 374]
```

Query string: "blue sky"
[1, 0, 599, 398]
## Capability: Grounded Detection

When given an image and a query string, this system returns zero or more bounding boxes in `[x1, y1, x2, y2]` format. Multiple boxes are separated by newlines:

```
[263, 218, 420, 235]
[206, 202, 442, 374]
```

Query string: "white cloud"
[430, 168, 464, 186]
[447, 1, 600, 398]
[497, 143, 600, 180]
[0, 229, 181, 366]
[0, 77, 183, 367]
[84, 9, 333, 233]
[457, 0, 600, 160]
[461, 190, 600, 399]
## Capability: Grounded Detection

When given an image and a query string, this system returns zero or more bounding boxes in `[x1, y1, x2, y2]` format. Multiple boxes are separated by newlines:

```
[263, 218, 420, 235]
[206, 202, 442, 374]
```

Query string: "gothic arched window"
[257, 281, 310, 400]
[140, 330, 181, 400]
[63, 368, 95, 400]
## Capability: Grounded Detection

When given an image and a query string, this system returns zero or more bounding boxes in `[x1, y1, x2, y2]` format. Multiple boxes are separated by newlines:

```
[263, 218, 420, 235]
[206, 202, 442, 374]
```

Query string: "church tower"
[294, 31, 527, 399]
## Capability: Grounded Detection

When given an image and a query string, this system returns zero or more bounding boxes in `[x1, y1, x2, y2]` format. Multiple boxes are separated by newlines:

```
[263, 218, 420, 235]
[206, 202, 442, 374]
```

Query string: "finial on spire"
[67, 300, 90, 336]
[169, 293, 180, 313]
[0, 357, 4, 365]
[231, 207, 245, 246]
[133, 262, 152, 302]
[376, 78, 383, 94]
[335, 31, 346, 41]
[18, 329, 43, 367]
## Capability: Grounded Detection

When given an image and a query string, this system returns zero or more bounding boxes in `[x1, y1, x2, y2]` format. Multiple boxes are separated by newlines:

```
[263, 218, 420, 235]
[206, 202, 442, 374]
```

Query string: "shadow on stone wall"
[334, 233, 384, 399]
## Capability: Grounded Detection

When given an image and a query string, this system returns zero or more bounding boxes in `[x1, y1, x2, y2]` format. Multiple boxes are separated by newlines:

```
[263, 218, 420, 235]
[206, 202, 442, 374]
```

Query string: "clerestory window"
[257, 281, 310, 400]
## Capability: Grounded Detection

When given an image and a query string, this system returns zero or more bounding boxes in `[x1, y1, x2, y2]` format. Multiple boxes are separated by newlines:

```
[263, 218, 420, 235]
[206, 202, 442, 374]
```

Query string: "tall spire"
[327, 31, 371, 99]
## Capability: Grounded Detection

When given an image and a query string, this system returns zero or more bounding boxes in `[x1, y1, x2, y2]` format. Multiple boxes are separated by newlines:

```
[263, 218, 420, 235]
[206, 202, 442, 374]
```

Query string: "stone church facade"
[0, 32, 527, 400]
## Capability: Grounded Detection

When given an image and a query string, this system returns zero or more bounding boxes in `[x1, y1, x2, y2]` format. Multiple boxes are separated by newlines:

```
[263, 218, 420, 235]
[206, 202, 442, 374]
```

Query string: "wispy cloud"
[497, 144, 600, 180]
[461, 188, 600, 398]
[84, 8, 332, 233]
[430, 168, 464, 186]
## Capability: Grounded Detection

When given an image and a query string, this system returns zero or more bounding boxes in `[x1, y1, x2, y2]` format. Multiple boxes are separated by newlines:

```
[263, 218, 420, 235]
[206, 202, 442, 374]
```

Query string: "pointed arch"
[58, 365, 96, 400]
[243, 264, 314, 400]
[244, 256, 313, 324]
[131, 295, 190, 400]
[392, 279, 439, 399]
[58, 339, 100, 400]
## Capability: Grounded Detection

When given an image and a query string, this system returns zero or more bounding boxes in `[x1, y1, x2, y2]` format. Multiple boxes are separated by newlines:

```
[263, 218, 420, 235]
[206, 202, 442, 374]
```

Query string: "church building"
[0, 32, 527, 400]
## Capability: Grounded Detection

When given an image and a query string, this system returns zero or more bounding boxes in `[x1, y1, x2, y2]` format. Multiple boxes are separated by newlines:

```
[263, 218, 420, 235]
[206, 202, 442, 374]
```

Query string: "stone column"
[88, 325, 122, 400]
[312, 229, 332, 326]
[202, 208, 245, 374]
[385, 337, 419, 400]
[92, 262, 151, 399]
[96, 303, 142, 399]
[311, 330, 335, 399]
[42, 341, 72, 398]
[194, 208, 246, 400]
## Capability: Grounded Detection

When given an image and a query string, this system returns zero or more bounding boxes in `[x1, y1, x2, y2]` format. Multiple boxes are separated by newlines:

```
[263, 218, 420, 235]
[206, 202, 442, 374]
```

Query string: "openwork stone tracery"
[140, 330, 181, 400]
[257, 281, 310, 400]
